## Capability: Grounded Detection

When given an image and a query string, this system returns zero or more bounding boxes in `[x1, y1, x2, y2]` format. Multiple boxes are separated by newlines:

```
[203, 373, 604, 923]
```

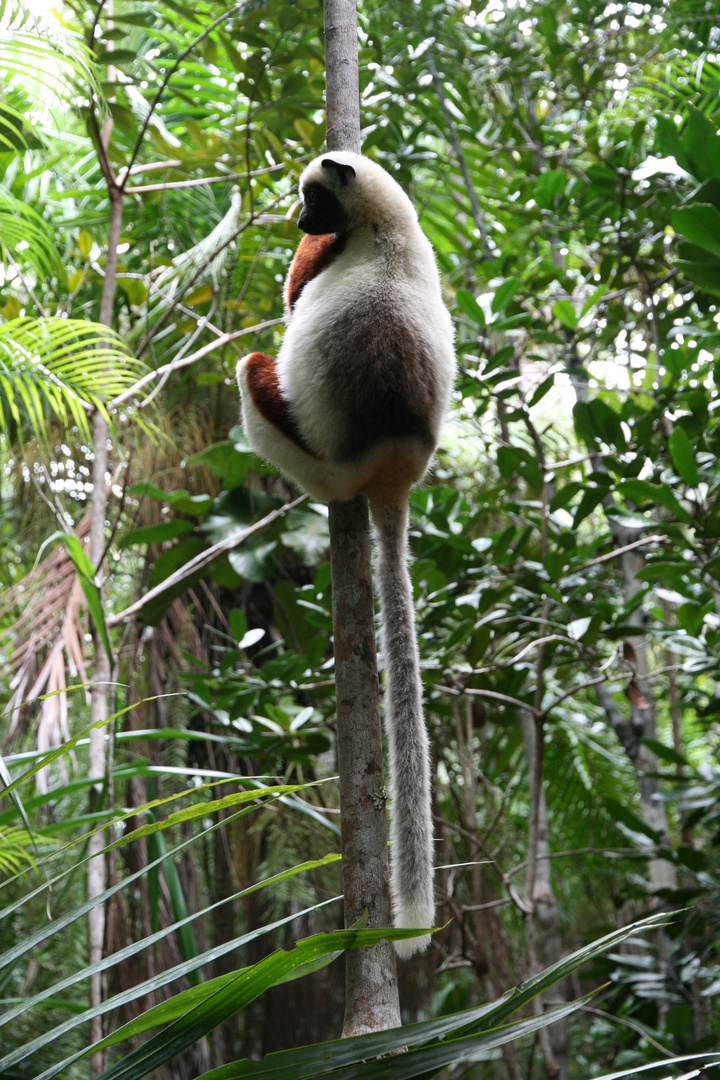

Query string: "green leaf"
[672, 204, 720, 260]
[0, 186, 64, 281]
[78, 229, 92, 259]
[528, 373, 555, 407]
[552, 300, 577, 329]
[639, 738, 687, 768]
[186, 914, 671, 1080]
[603, 797, 661, 842]
[229, 608, 247, 643]
[36, 532, 112, 665]
[616, 479, 691, 523]
[534, 169, 565, 209]
[0, 317, 147, 446]
[121, 520, 194, 548]
[676, 601, 704, 637]
[579, 284, 608, 319]
[455, 289, 486, 326]
[683, 104, 720, 182]
[491, 277, 519, 313]
[668, 427, 700, 487]
[654, 114, 691, 174]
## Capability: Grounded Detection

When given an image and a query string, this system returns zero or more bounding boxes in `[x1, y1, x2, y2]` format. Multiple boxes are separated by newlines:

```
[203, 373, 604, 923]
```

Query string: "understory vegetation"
[1, 0, 720, 1077]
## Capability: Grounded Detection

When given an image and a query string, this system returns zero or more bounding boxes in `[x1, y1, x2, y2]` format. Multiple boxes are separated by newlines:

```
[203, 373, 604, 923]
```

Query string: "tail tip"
[394, 932, 431, 959]
[392, 896, 434, 960]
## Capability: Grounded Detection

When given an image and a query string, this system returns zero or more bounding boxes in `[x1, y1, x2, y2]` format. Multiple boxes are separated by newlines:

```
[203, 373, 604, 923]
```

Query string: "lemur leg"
[239, 352, 315, 455]
[237, 353, 358, 503]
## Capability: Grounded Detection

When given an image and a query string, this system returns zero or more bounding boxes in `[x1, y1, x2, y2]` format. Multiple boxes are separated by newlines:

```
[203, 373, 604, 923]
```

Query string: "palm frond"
[0, 186, 64, 282]
[0, 1, 102, 113]
[0, 826, 35, 876]
[0, 317, 148, 445]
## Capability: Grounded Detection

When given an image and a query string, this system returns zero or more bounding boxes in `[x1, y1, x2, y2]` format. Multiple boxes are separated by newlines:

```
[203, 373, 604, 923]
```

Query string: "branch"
[109, 317, 282, 407]
[121, 4, 249, 185]
[570, 533, 666, 575]
[108, 495, 306, 626]
[437, 683, 540, 716]
[427, 53, 493, 261]
[124, 162, 287, 195]
[4, 249, 47, 317]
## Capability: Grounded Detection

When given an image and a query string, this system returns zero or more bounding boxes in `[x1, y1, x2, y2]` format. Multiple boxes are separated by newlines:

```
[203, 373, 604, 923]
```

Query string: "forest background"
[1, 0, 720, 1078]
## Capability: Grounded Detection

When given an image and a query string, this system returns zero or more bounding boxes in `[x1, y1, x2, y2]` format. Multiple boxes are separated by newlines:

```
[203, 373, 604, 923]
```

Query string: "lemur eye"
[307, 190, 317, 205]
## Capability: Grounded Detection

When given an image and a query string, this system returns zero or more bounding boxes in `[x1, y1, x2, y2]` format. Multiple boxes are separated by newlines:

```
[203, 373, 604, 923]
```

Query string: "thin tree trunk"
[566, 347, 677, 895]
[324, 0, 401, 1035]
[88, 180, 123, 1075]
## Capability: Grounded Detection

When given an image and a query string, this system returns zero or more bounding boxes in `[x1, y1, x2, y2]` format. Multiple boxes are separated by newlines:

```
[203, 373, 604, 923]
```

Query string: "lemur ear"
[321, 159, 356, 185]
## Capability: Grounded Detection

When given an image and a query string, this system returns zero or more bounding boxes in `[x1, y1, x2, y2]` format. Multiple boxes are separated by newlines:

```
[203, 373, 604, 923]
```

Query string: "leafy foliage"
[1, 0, 720, 1077]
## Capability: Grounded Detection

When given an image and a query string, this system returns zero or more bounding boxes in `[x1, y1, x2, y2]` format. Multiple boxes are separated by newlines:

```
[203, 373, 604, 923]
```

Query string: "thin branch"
[87, 100, 117, 192]
[473, 634, 580, 675]
[124, 162, 287, 195]
[427, 53, 493, 260]
[109, 317, 282, 407]
[134, 195, 284, 356]
[88, 0, 107, 51]
[121, 4, 249, 185]
[437, 684, 540, 716]
[543, 673, 614, 717]
[579, 1006, 674, 1057]
[118, 159, 183, 177]
[570, 534, 666, 575]
[5, 250, 47, 316]
[108, 495, 306, 626]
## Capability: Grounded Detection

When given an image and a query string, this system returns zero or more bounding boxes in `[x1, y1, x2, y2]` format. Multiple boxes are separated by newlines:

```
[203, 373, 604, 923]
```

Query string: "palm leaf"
[0, 1, 102, 112]
[0, 317, 148, 444]
[0, 186, 64, 282]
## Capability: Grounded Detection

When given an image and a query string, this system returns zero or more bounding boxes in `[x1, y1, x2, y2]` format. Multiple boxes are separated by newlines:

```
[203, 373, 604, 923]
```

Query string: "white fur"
[277, 154, 455, 462]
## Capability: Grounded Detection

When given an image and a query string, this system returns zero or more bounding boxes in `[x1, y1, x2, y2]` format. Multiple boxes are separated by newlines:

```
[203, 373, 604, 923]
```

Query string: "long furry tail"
[371, 497, 434, 958]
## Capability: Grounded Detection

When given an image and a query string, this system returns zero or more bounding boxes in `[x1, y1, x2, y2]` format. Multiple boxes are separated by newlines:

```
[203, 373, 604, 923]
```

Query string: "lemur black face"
[298, 182, 349, 235]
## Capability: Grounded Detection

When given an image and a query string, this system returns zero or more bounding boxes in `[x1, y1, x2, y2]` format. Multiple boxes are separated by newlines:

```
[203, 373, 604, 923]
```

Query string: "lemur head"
[297, 152, 417, 237]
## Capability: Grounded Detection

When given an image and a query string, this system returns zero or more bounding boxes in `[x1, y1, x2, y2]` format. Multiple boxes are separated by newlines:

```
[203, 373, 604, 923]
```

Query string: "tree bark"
[566, 347, 677, 896]
[88, 178, 124, 1079]
[324, 0, 401, 1035]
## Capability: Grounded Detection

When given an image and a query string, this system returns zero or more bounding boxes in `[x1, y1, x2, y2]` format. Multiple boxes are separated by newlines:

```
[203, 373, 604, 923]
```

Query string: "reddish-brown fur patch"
[363, 459, 416, 509]
[244, 352, 317, 457]
[286, 233, 344, 312]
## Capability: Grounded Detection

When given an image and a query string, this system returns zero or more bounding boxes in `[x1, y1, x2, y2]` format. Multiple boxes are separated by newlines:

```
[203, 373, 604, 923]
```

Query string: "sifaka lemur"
[237, 152, 456, 956]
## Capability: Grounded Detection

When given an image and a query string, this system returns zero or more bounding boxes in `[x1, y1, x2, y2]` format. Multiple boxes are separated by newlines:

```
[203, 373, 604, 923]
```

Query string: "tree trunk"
[88, 180, 123, 1076]
[324, 0, 401, 1034]
[566, 347, 676, 895]
[329, 498, 401, 1034]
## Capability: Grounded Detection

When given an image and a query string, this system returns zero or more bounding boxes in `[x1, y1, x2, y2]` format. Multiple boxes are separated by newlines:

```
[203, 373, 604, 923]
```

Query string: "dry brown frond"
[2, 515, 91, 766]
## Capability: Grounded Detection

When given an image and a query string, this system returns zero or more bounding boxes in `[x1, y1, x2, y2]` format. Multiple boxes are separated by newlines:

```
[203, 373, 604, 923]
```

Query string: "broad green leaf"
[552, 299, 577, 329]
[491, 277, 519, 313]
[672, 204, 720, 260]
[455, 288, 486, 326]
[121, 520, 195, 548]
[78, 229, 92, 258]
[668, 427, 700, 487]
[603, 797, 661, 842]
[579, 284, 608, 319]
[683, 105, 720, 182]
[616, 479, 691, 523]
[676, 601, 704, 637]
[654, 114, 691, 174]
[639, 738, 687, 768]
